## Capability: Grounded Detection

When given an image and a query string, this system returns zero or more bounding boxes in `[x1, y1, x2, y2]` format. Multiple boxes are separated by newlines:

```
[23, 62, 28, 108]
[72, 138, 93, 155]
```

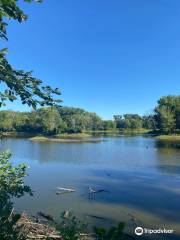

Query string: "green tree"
[113, 115, 123, 129]
[124, 114, 142, 129]
[103, 120, 116, 131]
[155, 106, 176, 134]
[56, 211, 88, 240]
[0, 111, 16, 131]
[26, 111, 44, 133]
[142, 114, 155, 130]
[37, 107, 65, 135]
[0, 2, 61, 239]
[13, 112, 30, 132]
[89, 112, 103, 131]
[0, 0, 61, 108]
[58, 107, 104, 132]
[94, 222, 125, 240]
[155, 95, 180, 134]
[0, 151, 32, 240]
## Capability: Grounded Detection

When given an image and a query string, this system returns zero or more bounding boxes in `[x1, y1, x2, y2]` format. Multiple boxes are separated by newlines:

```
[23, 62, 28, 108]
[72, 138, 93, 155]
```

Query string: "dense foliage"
[94, 223, 125, 240]
[0, 106, 146, 135]
[56, 211, 88, 240]
[0, 107, 105, 134]
[0, 95, 179, 135]
[155, 95, 180, 134]
[55, 211, 126, 240]
[0, 151, 32, 240]
[0, 1, 61, 239]
[112, 95, 180, 134]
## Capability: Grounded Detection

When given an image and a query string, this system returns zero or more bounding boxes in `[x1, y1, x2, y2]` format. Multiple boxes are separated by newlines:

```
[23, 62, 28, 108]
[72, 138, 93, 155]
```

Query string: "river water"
[1, 135, 180, 239]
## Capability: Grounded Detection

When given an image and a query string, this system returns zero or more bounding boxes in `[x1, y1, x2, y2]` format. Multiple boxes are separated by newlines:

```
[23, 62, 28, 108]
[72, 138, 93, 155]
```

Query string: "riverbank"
[29, 135, 102, 143]
[1, 129, 151, 140]
[1, 132, 92, 138]
[3, 135, 180, 240]
[16, 213, 135, 240]
[16, 213, 95, 240]
[16, 213, 62, 240]
[29, 133, 180, 143]
[85, 128, 151, 134]
[2, 131, 180, 142]
[28, 130, 152, 143]
[156, 135, 180, 141]
[55, 133, 91, 138]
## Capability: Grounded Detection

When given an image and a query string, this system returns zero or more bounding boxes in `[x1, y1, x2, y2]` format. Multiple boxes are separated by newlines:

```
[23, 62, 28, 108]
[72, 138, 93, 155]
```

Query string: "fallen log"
[56, 187, 76, 195]
[87, 214, 105, 220]
[57, 187, 75, 192]
[88, 187, 105, 194]
[37, 212, 55, 222]
[15, 213, 61, 239]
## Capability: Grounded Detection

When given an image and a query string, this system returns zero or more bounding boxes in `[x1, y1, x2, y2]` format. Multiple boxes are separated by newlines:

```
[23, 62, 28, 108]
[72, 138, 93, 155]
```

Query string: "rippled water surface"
[1, 135, 180, 239]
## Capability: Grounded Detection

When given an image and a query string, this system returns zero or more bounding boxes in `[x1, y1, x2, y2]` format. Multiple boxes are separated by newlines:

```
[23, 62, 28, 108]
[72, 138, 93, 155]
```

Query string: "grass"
[1, 132, 34, 138]
[29, 135, 102, 143]
[85, 128, 151, 134]
[54, 133, 91, 139]
[122, 128, 151, 134]
[1, 129, 153, 143]
[1, 132, 92, 139]
[85, 129, 120, 133]
[156, 135, 180, 141]
[29, 136, 50, 141]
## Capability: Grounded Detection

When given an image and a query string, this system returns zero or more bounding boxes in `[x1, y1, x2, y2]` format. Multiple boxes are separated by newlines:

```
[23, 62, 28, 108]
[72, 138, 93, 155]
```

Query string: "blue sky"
[2, 0, 180, 119]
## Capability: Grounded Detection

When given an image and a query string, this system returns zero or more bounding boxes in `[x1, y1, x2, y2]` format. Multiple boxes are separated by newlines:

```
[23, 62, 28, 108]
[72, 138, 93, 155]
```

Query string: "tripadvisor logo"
[135, 227, 144, 236]
[135, 227, 174, 236]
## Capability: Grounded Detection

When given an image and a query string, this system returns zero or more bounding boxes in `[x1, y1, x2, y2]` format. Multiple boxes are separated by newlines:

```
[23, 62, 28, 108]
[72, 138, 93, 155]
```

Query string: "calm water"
[1, 135, 180, 239]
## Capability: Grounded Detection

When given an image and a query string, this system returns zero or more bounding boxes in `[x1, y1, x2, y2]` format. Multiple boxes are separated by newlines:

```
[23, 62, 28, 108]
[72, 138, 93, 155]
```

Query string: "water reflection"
[154, 140, 180, 175]
[82, 169, 180, 223]
[0, 136, 180, 239]
[156, 140, 180, 149]
[0, 137, 180, 175]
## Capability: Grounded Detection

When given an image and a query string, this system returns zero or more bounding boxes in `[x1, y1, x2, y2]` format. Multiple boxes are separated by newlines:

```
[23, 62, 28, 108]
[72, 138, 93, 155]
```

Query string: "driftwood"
[15, 213, 97, 240]
[15, 212, 135, 240]
[25, 234, 60, 239]
[87, 214, 105, 220]
[63, 210, 71, 218]
[56, 187, 75, 195]
[16, 213, 61, 239]
[88, 187, 105, 194]
[79, 233, 97, 240]
[37, 212, 55, 222]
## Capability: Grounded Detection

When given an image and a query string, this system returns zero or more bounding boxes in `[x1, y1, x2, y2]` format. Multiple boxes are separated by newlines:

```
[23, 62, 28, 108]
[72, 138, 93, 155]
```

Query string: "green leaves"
[0, 0, 27, 28]
[0, 151, 31, 196]
[24, 0, 43, 2]
[0, 151, 32, 239]
[0, 47, 8, 55]
[155, 95, 180, 134]
[0, 53, 62, 108]
[94, 222, 125, 240]
[0, 0, 61, 108]
[56, 211, 88, 240]
[0, 0, 43, 40]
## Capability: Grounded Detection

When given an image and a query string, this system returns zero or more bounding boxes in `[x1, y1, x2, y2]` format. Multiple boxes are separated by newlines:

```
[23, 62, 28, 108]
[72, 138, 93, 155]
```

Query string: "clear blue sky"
[2, 0, 180, 119]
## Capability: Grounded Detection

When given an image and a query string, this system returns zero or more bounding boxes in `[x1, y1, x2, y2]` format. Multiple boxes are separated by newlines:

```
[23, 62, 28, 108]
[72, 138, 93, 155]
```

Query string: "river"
[1, 135, 180, 240]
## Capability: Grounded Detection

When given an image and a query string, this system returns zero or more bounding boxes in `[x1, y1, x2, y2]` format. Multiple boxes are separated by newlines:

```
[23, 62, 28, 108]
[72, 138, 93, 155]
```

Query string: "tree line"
[0, 95, 179, 135]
